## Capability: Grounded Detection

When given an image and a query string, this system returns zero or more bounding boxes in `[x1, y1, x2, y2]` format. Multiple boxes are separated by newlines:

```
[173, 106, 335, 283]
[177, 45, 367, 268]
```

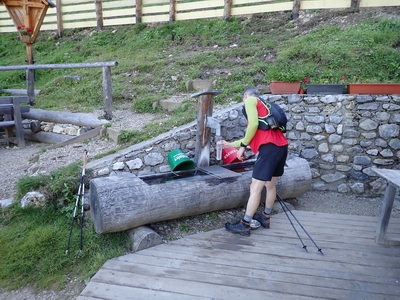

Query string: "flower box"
[306, 84, 346, 95]
[20, 35, 31, 43]
[270, 81, 301, 94]
[347, 84, 400, 95]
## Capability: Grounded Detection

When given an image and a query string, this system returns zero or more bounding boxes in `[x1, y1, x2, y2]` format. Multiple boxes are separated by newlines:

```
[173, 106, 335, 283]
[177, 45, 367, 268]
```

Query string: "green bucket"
[168, 149, 195, 171]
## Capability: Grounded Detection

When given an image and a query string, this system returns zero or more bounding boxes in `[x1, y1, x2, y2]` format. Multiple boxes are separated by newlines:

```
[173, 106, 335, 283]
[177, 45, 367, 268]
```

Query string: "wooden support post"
[169, 0, 176, 23]
[292, 0, 301, 20]
[25, 43, 35, 105]
[136, 0, 142, 24]
[351, 0, 360, 11]
[56, 0, 63, 37]
[373, 168, 400, 245]
[223, 0, 232, 21]
[12, 97, 25, 147]
[191, 89, 222, 167]
[95, 0, 104, 31]
[102, 66, 113, 120]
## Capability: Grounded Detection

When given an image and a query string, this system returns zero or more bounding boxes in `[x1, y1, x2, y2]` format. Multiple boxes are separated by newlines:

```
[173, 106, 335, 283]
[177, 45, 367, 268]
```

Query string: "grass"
[0, 8, 399, 292]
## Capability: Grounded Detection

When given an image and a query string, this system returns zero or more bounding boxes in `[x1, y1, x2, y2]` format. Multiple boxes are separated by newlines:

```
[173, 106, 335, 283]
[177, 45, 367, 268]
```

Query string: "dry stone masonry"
[87, 94, 400, 195]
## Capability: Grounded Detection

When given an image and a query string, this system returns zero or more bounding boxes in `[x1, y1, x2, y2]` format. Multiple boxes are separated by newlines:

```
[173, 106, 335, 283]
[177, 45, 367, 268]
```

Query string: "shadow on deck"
[77, 211, 400, 300]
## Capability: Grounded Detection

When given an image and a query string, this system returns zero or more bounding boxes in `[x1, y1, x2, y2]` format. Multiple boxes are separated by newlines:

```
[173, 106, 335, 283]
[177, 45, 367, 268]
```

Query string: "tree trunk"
[22, 108, 109, 128]
[90, 156, 311, 234]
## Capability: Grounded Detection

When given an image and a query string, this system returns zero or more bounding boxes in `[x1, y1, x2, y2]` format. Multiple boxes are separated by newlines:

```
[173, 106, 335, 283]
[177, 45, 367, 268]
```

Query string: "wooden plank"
[103, 257, 400, 296]
[142, 3, 169, 14]
[231, 3, 292, 15]
[85, 268, 316, 300]
[0, 120, 15, 128]
[79, 212, 400, 300]
[372, 168, 400, 188]
[361, 0, 400, 7]
[176, 0, 224, 11]
[116, 249, 399, 285]
[103, 17, 136, 26]
[301, 0, 351, 9]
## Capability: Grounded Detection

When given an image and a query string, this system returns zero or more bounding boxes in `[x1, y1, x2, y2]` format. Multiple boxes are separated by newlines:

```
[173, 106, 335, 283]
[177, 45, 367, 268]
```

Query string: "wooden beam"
[292, 0, 301, 20]
[135, 0, 141, 23]
[351, 0, 360, 10]
[169, 0, 175, 22]
[223, 0, 231, 21]
[102, 66, 113, 120]
[95, 0, 103, 31]
[55, 0, 62, 36]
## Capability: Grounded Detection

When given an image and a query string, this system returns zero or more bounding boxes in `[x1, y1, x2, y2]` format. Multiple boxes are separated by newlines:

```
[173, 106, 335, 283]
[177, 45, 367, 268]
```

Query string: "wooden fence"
[0, 0, 398, 34]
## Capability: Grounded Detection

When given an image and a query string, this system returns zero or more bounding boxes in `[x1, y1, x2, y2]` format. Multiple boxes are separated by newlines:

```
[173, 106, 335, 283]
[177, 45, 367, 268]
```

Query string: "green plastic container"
[168, 149, 195, 171]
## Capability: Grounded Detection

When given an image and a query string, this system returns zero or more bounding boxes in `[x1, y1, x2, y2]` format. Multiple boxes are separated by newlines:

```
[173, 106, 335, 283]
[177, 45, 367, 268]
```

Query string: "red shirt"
[248, 98, 288, 154]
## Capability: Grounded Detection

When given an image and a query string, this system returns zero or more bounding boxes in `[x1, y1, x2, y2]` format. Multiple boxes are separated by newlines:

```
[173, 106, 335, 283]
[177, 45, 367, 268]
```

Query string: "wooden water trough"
[90, 155, 311, 234]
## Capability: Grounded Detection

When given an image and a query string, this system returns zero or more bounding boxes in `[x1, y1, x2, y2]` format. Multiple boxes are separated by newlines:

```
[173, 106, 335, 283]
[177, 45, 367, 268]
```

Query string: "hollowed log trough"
[90, 156, 311, 234]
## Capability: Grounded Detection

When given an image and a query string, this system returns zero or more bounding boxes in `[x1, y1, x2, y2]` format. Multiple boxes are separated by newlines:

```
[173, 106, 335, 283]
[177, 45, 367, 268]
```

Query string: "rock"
[20, 191, 46, 208]
[0, 198, 13, 208]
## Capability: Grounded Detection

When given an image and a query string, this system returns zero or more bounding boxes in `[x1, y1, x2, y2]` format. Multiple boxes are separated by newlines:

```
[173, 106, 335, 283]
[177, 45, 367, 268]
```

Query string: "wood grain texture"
[78, 211, 400, 300]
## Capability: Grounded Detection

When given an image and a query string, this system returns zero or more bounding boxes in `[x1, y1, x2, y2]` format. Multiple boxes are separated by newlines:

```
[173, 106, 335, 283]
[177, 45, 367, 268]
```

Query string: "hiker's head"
[243, 86, 259, 101]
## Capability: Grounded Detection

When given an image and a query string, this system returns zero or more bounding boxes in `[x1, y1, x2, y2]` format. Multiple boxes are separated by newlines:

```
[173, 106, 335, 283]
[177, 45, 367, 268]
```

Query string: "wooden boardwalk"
[77, 211, 400, 300]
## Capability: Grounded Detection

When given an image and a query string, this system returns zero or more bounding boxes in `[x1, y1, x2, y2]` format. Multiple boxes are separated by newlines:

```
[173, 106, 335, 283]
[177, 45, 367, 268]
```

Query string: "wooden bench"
[0, 96, 30, 147]
[372, 168, 400, 245]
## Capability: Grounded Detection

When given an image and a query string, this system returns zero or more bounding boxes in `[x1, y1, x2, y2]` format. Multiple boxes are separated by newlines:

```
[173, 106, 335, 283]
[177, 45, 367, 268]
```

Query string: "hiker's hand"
[237, 147, 245, 161]
[219, 140, 234, 149]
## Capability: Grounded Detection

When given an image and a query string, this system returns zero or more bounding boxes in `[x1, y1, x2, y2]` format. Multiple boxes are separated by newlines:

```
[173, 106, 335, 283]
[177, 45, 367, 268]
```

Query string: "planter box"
[348, 84, 400, 95]
[306, 84, 346, 95]
[270, 81, 301, 94]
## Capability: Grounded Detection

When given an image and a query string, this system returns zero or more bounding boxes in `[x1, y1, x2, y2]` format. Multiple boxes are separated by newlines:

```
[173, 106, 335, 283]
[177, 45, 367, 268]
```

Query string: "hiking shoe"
[250, 219, 261, 229]
[225, 219, 251, 236]
[253, 212, 270, 229]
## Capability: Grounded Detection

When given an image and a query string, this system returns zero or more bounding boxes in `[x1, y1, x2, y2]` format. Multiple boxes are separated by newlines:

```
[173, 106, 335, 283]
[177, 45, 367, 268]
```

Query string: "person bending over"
[220, 86, 288, 236]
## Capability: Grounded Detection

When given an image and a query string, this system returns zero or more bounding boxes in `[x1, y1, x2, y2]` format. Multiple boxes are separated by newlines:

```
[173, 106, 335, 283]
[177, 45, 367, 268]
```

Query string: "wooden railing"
[0, 62, 118, 119]
[0, 0, 398, 34]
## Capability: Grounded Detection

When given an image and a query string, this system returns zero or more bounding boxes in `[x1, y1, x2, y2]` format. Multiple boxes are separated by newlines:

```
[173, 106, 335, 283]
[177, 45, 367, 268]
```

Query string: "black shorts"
[252, 143, 288, 181]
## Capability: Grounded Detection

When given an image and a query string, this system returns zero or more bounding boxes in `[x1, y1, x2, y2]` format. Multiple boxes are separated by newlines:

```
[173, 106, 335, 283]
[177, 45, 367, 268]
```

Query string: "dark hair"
[243, 86, 259, 97]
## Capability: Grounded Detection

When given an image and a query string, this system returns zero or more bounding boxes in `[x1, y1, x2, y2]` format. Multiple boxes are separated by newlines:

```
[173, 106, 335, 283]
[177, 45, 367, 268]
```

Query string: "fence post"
[351, 0, 360, 10]
[102, 66, 113, 120]
[169, 0, 176, 23]
[25, 43, 35, 105]
[292, 0, 301, 20]
[95, 0, 104, 31]
[223, 0, 232, 21]
[136, 0, 142, 24]
[56, 0, 63, 37]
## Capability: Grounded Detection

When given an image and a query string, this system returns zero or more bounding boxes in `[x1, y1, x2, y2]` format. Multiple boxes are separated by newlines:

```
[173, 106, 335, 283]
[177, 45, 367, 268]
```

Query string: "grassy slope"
[1, 8, 399, 114]
[0, 7, 399, 292]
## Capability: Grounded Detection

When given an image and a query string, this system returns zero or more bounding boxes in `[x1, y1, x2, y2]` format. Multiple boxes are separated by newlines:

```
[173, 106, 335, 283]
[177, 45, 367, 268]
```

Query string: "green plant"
[179, 222, 191, 232]
[267, 63, 305, 82]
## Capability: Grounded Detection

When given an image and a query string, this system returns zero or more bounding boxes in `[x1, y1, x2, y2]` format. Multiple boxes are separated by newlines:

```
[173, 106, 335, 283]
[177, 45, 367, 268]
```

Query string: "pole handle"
[82, 150, 88, 169]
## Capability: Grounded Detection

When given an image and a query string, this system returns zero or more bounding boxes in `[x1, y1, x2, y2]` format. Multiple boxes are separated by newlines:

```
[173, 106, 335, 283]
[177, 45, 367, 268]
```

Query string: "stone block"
[107, 127, 120, 143]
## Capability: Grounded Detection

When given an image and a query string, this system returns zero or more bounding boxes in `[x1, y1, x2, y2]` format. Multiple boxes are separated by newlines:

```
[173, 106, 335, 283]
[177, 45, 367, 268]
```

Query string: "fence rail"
[0, 62, 118, 119]
[1, 0, 398, 34]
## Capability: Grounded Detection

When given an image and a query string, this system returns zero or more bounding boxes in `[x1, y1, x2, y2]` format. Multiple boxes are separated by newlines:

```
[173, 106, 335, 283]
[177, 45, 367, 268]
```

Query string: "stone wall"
[87, 94, 400, 195]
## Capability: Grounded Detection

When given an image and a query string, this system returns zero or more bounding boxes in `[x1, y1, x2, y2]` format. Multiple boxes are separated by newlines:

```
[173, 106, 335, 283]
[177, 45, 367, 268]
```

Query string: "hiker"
[219, 86, 288, 236]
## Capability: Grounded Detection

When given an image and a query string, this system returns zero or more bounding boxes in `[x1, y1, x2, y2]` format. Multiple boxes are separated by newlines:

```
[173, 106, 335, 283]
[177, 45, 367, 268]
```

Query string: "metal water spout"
[191, 89, 222, 167]
[206, 116, 222, 161]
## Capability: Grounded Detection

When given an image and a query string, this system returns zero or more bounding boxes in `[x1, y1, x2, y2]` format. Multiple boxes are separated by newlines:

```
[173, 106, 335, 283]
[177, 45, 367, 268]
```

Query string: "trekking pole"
[277, 194, 308, 252]
[79, 150, 88, 251]
[65, 150, 88, 254]
[277, 193, 323, 255]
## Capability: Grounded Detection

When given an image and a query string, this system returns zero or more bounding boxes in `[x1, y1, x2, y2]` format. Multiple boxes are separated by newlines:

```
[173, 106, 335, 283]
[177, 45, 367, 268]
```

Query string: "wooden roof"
[0, 0, 55, 43]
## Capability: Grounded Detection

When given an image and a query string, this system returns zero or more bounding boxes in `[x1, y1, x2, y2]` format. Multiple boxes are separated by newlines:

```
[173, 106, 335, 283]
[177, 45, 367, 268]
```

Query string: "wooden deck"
[77, 211, 400, 300]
